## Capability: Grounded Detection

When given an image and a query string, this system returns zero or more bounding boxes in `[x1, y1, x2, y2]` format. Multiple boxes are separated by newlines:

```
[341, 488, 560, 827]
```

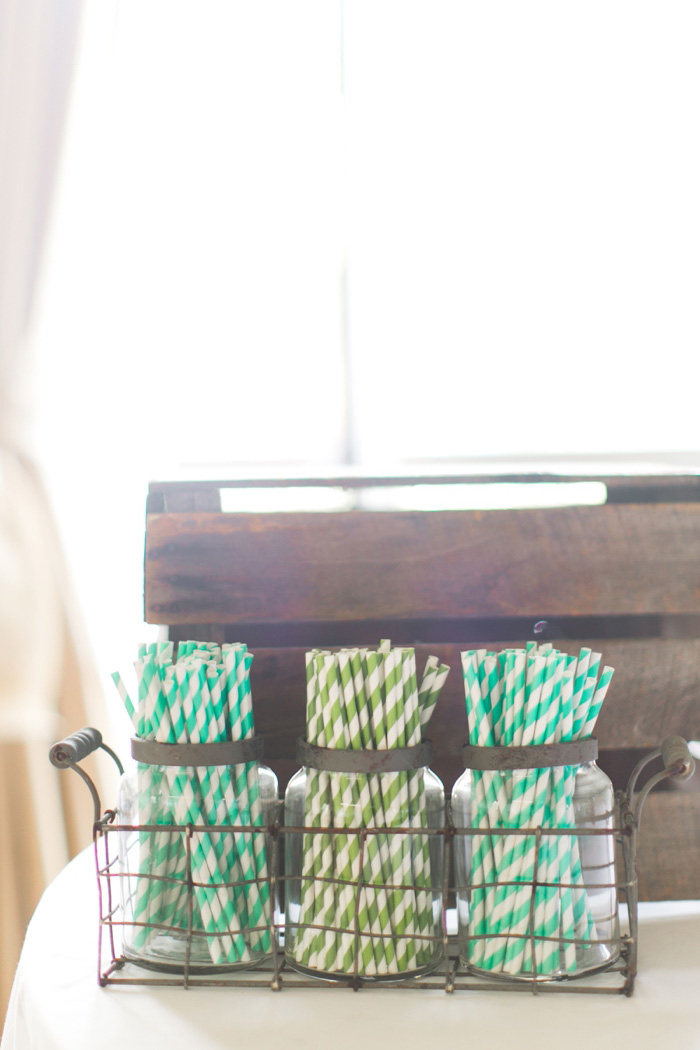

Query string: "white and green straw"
[460, 643, 614, 978]
[290, 642, 449, 978]
[112, 640, 271, 967]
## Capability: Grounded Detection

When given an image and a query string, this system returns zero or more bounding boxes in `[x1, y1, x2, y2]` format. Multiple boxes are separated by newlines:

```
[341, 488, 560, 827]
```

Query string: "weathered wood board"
[146, 505, 700, 624]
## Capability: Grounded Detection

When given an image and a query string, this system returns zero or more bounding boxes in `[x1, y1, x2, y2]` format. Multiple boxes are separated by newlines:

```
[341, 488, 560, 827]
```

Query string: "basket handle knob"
[49, 727, 104, 768]
[661, 735, 696, 781]
[49, 727, 124, 823]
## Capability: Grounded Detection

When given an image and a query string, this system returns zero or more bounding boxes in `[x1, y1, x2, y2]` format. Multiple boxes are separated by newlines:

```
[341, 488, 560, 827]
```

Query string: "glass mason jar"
[284, 764, 445, 982]
[117, 756, 278, 973]
[450, 759, 619, 980]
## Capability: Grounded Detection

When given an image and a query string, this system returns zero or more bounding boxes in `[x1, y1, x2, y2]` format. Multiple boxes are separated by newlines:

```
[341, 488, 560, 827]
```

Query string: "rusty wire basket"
[49, 729, 695, 996]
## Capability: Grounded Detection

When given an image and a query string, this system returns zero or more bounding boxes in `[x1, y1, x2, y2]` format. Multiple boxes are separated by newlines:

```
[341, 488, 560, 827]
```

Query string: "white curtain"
[0, 0, 107, 1024]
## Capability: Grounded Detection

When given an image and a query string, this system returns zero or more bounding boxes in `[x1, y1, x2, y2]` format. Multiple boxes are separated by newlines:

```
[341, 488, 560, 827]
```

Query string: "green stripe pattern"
[113, 640, 272, 967]
[459, 643, 615, 978]
[287, 643, 449, 978]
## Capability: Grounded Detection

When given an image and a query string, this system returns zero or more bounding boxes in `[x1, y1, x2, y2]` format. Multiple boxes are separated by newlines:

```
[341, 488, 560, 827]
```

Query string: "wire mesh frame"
[94, 798, 637, 996]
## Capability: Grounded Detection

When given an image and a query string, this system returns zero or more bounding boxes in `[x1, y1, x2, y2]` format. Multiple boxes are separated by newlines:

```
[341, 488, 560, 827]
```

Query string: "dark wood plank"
[167, 615, 700, 649]
[145, 505, 700, 624]
[168, 624, 226, 648]
[636, 794, 700, 900]
[591, 639, 700, 748]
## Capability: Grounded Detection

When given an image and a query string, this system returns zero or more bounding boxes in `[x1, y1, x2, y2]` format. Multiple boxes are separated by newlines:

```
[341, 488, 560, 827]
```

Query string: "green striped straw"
[113, 641, 272, 967]
[461, 644, 614, 978]
[412, 653, 449, 965]
[295, 652, 337, 968]
[350, 648, 397, 975]
[291, 643, 448, 978]
[335, 649, 383, 974]
[224, 644, 271, 953]
[132, 653, 182, 950]
[170, 657, 249, 964]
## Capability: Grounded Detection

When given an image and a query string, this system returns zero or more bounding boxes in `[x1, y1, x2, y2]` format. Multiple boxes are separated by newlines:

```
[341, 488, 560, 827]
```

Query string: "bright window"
[32, 1, 700, 684]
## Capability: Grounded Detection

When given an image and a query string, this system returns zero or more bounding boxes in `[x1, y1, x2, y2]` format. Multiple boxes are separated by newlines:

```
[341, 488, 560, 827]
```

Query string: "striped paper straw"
[114, 640, 272, 967]
[291, 643, 448, 978]
[460, 643, 614, 978]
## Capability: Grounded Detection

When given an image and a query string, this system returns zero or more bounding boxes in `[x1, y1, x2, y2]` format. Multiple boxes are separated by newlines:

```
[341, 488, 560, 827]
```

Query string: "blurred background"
[2, 0, 699, 1023]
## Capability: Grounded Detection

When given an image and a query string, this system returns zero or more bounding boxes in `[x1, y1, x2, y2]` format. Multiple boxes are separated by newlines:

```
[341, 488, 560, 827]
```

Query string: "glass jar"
[117, 759, 279, 972]
[284, 765, 445, 981]
[450, 760, 619, 980]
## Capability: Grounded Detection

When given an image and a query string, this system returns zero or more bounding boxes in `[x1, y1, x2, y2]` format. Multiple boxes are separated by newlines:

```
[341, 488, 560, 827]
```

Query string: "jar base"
[123, 935, 272, 975]
[284, 952, 444, 985]
[460, 944, 621, 982]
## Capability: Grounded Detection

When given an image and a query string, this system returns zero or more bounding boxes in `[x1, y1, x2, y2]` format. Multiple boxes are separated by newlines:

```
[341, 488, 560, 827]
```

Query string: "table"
[3, 847, 700, 1050]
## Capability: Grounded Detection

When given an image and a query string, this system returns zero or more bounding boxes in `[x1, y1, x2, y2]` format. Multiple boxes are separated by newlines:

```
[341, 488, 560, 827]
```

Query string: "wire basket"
[49, 730, 695, 996]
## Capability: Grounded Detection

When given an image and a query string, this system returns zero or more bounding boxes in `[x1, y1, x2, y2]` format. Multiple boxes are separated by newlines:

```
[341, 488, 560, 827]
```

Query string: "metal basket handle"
[626, 735, 695, 826]
[49, 727, 124, 823]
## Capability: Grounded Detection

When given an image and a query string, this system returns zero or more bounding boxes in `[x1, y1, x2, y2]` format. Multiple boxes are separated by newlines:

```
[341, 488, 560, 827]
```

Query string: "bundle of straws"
[290, 641, 450, 977]
[461, 642, 614, 977]
[112, 640, 271, 966]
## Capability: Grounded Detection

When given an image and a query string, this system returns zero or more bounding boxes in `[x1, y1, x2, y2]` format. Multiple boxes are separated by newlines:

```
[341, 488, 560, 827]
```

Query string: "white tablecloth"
[3, 847, 700, 1050]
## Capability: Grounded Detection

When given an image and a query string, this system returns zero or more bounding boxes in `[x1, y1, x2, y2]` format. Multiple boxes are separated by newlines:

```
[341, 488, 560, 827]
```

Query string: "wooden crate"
[144, 473, 700, 900]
